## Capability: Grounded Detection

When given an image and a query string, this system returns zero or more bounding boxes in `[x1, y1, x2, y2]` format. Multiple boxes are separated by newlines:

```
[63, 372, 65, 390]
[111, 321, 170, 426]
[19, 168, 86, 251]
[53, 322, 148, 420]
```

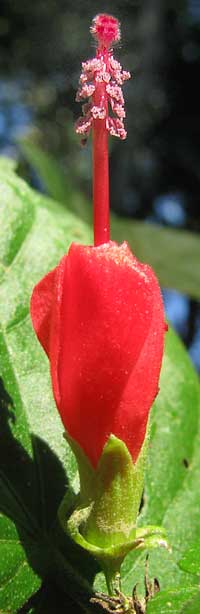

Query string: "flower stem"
[103, 561, 122, 596]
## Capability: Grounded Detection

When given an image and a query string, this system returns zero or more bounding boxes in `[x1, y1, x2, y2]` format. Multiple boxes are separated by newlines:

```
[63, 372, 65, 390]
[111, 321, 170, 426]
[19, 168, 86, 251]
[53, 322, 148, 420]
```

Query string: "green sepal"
[63, 432, 95, 504]
[64, 433, 147, 543]
[58, 434, 168, 593]
[135, 525, 169, 551]
[60, 505, 168, 561]
[81, 434, 147, 549]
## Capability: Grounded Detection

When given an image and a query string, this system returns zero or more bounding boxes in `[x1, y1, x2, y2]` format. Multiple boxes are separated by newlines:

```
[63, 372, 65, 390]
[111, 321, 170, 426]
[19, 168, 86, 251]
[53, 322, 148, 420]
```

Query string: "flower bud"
[30, 240, 165, 468]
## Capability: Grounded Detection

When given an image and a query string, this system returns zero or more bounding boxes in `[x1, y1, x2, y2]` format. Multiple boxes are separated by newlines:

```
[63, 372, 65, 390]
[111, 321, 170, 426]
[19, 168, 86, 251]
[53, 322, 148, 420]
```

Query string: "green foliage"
[19, 139, 92, 225]
[181, 591, 200, 614]
[0, 157, 200, 612]
[179, 540, 200, 575]
[0, 515, 41, 613]
[112, 217, 200, 300]
[147, 588, 200, 614]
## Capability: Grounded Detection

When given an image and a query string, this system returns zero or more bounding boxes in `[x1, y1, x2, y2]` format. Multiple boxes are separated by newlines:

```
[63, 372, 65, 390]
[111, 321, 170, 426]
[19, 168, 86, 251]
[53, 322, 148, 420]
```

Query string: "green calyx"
[81, 434, 146, 549]
[58, 433, 168, 594]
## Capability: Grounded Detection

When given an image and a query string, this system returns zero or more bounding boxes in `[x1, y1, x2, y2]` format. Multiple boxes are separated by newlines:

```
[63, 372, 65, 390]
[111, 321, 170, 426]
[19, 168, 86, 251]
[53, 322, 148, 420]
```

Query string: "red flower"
[31, 15, 165, 471]
[30, 240, 165, 468]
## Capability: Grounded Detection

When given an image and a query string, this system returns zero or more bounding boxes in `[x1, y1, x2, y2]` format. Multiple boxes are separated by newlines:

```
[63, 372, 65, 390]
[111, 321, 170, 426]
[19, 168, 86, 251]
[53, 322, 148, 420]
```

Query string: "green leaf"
[179, 541, 200, 575]
[19, 143, 200, 299]
[19, 140, 73, 205]
[0, 515, 41, 613]
[19, 140, 92, 225]
[147, 588, 200, 614]
[112, 216, 200, 300]
[181, 590, 200, 614]
[0, 156, 17, 174]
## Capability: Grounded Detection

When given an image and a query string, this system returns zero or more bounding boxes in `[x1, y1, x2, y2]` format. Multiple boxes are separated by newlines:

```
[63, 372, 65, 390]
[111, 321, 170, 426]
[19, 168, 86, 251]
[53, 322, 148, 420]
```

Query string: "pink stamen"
[75, 14, 130, 245]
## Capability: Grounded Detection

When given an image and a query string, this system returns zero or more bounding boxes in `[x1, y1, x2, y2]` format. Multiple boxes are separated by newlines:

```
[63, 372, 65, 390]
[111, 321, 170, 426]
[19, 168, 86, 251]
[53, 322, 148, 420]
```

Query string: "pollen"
[75, 15, 130, 141]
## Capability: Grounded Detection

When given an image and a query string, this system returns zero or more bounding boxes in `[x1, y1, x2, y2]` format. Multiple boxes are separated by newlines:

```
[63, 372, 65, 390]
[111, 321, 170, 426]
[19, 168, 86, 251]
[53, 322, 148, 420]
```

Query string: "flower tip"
[90, 13, 121, 48]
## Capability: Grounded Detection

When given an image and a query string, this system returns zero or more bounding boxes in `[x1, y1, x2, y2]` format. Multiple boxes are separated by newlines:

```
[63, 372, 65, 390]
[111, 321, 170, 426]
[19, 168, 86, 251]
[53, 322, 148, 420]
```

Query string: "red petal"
[30, 267, 56, 356]
[111, 281, 164, 462]
[30, 241, 165, 467]
[56, 241, 164, 466]
[30, 255, 67, 407]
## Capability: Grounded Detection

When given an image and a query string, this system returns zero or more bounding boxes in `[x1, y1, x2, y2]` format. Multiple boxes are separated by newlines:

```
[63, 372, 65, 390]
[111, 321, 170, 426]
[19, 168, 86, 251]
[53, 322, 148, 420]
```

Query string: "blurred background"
[0, 0, 200, 369]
